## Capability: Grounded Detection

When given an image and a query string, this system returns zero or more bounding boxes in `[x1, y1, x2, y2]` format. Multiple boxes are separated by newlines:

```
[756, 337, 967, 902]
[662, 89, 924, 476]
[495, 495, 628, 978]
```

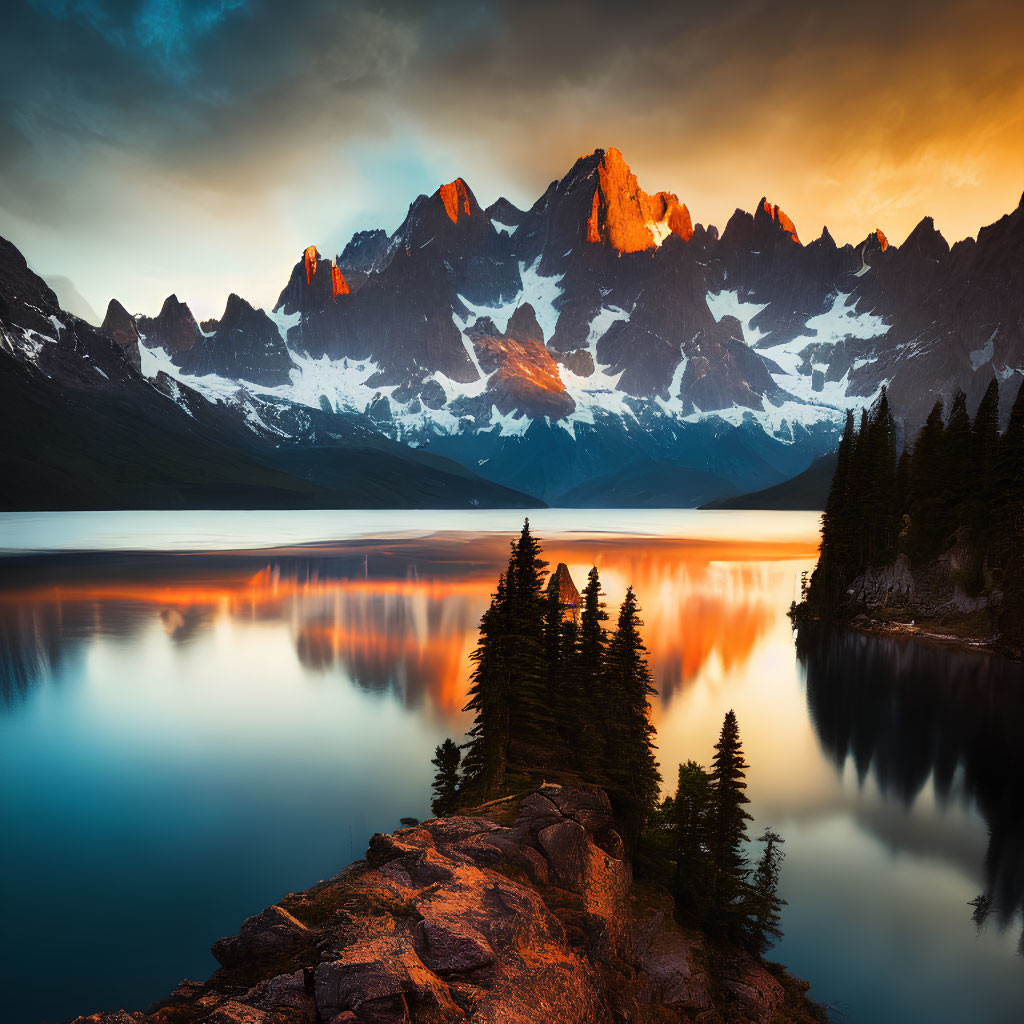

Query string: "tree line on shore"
[429, 519, 786, 955]
[805, 378, 1024, 634]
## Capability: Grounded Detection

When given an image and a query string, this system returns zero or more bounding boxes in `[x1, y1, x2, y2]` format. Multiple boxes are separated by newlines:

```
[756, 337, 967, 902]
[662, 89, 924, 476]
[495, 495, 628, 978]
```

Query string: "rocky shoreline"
[69, 785, 823, 1024]
[794, 544, 1022, 660]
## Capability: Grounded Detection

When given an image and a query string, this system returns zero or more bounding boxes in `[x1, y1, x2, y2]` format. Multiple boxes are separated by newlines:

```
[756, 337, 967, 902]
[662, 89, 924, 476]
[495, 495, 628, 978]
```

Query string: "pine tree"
[603, 587, 662, 852]
[671, 760, 715, 924]
[809, 410, 856, 612]
[863, 387, 898, 564]
[460, 573, 510, 798]
[502, 519, 554, 751]
[709, 710, 753, 936]
[744, 828, 786, 955]
[575, 565, 609, 774]
[996, 381, 1024, 641]
[907, 400, 947, 561]
[968, 377, 1000, 590]
[430, 738, 462, 816]
[944, 390, 973, 530]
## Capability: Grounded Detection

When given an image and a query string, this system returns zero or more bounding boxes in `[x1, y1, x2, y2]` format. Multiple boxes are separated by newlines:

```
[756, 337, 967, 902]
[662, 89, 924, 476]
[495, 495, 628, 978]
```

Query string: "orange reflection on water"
[0, 533, 815, 720]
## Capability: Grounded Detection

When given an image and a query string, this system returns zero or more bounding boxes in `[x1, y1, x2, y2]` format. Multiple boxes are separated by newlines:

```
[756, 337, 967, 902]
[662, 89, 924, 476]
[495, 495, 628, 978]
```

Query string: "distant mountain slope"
[700, 453, 837, 510]
[0, 238, 541, 511]
[7, 147, 1024, 508]
[102, 148, 1024, 505]
[556, 458, 735, 508]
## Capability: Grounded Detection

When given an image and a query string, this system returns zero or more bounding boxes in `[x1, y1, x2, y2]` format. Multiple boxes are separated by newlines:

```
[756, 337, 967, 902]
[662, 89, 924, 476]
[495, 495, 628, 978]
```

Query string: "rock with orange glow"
[469, 304, 575, 420]
[331, 262, 350, 299]
[303, 245, 320, 285]
[439, 177, 473, 223]
[73, 785, 811, 1024]
[585, 147, 693, 252]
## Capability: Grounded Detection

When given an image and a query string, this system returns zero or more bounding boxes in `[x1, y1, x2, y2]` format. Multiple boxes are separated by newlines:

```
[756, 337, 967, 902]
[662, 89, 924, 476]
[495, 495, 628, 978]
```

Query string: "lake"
[0, 509, 1021, 1023]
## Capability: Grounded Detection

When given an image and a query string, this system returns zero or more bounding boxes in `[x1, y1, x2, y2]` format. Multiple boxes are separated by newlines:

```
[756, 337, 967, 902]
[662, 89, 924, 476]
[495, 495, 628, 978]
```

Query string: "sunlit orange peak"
[331, 261, 350, 299]
[587, 147, 693, 252]
[439, 178, 473, 223]
[303, 245, 320, 285]
[875, 228, 889, 251]
[761, 199, 800, 244]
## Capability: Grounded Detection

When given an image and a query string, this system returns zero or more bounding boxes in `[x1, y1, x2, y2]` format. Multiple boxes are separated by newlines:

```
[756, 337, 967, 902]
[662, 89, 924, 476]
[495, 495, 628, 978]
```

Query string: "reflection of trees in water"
[294, 589, 478, 716]
[0, 597, 213, 704]
[800, 628, 1024, 941]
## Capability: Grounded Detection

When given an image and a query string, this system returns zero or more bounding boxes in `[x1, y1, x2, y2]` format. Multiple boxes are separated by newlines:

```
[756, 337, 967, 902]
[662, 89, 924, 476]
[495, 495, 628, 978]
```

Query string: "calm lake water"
[0, 510, 1021, 1023]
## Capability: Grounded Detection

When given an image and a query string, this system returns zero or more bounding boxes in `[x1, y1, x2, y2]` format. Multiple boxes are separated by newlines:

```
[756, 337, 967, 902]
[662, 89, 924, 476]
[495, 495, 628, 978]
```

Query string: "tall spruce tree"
[672, 760, 715, 924]
[603, 587, 662, 851]
[744, 828, 786, 955]
[907, 400, 947, 561]
[430, 738, 462, 816]
[502, 519, 553, 751]
[944, 390, 973, 531]
[461, 573, 510, 797]
[709, 710, 753, 937]
[996, 381, 1024, 641]
[810, 410, 856, 611]
[576, 566, 609, 775]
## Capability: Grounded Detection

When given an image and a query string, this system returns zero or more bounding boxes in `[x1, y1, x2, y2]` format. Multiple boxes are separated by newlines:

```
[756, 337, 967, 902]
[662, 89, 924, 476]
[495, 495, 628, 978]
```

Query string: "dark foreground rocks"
[69, 786, 823, 1024]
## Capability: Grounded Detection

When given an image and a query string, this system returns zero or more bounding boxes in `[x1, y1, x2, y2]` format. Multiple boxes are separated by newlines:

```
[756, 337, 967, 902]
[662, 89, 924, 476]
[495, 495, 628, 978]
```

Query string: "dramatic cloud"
[2, 0, 1023, 318]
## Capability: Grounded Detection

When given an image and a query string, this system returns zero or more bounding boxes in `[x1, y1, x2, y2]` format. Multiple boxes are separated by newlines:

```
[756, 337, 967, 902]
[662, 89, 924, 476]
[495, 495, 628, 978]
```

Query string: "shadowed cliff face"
[800, 627, 1024, 938]
[68, 786, 810, 1024]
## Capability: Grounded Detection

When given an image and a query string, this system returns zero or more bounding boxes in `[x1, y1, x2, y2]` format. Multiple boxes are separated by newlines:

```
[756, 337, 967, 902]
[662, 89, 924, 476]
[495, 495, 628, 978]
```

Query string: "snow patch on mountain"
[971, 329, 998, 371]
[584, 305, 630, 349]
[269, 307, 302, 342]
[706, 290, 768, 344]
[456, 257, 564, 341]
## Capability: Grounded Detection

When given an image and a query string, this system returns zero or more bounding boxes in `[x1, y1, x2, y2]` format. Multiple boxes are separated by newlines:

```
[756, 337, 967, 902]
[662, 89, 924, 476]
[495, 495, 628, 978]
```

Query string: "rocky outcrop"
[470, 303, 575, 420]
[845, 543, 995, 622]
[68, 786, 819, 1024]
[174, 293, 295, 386]
[100, 299, 143, 371]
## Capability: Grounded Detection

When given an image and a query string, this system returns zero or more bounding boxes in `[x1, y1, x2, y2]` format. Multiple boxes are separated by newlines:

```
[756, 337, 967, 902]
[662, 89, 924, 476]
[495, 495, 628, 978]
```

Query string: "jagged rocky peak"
[902, 215, 950, 260]
[136, 294, 201, 354]
[218, 292, 263, 326]
[486, 196, 525, 228]
[99, 298, 142, 372]
[875, 228, 889, 252]
[548, 562, 582, 615]
[754, 196, 801, 244]
[585, 146, 693, 252]
[504, 301, 545, 344]
[811, 226, 837, 249]
[101, 298, 140, 349]
[338, 228, 390, 273]
[439, 177, 474, 223]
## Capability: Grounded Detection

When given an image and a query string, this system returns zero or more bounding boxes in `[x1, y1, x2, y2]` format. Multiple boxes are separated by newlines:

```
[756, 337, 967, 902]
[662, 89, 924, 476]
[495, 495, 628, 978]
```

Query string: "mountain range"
[3, 146, 1023, 509]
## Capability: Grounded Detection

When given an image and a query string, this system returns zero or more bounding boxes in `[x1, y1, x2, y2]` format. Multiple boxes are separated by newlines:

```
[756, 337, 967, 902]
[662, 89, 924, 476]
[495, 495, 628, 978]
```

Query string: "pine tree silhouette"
[603, 586, 661, 853]
[709, 710, 753, 937]
[745, 828, 786, 955]
[430, 738, 462, 816]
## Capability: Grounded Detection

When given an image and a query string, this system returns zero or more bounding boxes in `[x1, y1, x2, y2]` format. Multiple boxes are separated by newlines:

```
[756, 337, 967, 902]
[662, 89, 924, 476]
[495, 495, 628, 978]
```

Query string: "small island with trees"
[69, 522, 825, 1024]
[793, 380, 1024, 654]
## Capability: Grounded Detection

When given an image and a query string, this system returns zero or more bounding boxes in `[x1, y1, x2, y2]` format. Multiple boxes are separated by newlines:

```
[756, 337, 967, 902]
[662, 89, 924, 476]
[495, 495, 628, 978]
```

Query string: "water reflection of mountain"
[800, 628, 1024, 936]
[0, 539, 802, 716]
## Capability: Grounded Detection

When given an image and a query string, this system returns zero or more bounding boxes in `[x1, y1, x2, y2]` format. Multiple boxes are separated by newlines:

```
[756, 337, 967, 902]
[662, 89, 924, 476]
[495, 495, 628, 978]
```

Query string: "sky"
[2, 0, 1023, 322]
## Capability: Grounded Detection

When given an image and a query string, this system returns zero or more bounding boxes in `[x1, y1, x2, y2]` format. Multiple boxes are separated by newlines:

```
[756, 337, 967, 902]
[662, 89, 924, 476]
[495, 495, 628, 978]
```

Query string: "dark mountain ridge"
[5, 149, 1024, 508]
